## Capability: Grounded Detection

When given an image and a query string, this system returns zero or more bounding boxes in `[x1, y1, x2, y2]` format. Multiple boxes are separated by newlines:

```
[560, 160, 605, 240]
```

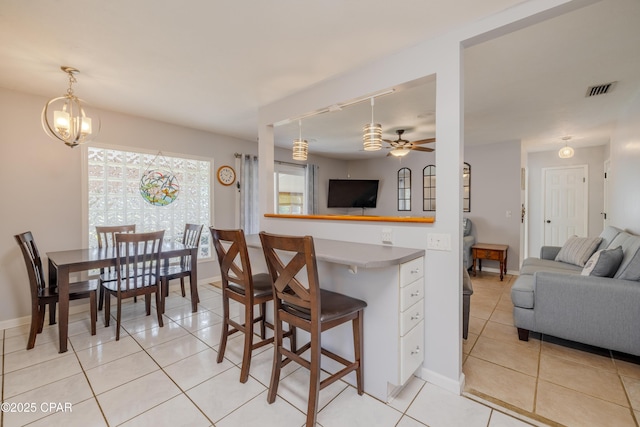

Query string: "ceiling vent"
[586, 81, 616, 97]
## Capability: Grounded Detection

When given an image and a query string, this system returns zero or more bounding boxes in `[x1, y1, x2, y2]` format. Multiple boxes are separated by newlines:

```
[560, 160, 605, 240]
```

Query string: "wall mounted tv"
[327, 179, 379, 208]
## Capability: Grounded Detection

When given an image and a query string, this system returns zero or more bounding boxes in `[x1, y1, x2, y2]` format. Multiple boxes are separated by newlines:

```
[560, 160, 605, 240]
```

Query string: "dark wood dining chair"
[159, 223, 203, 312]
[96, 224, 136, 311]
[259, 231, 367, 427]
[14, 231, 97, 350]
[102, 230, 164, 340]
[211, 228, 294, 383]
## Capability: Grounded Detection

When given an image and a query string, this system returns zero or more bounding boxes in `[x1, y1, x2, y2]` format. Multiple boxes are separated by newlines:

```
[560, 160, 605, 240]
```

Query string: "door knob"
[546, 220, 551, 223]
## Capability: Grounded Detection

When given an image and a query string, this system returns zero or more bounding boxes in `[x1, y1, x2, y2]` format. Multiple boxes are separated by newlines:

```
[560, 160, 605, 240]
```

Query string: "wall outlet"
[427, 233, 452, 251]
[381, 228, 393, 244]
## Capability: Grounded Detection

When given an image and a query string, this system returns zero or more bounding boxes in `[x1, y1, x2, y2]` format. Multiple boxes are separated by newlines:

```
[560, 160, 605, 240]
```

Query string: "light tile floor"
[2, 282, 539, 427]
[464, 271, 640, 427]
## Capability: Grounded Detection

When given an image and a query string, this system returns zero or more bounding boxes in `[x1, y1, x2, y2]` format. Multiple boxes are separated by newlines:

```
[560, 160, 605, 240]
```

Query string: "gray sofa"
[511, 226, 640, 356]
[463, 218, 475, 270]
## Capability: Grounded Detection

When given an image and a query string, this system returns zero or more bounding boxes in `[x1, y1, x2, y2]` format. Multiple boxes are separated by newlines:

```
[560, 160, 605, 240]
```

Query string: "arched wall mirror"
[423, 165, 436, 211]
[463, 162, 471, 212]
[398, 167, 411, 211]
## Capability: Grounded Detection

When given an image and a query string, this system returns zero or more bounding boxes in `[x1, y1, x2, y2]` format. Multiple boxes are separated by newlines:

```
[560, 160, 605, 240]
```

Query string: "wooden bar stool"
[211, 228, 294, 383]
[259, 231, 367, 427]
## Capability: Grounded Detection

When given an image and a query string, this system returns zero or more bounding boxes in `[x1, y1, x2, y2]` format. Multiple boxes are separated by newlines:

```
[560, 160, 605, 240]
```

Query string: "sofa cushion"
[581, 246, 624, 277]
[511, 274, 534, 309]
[520, 258, 583, 275]
[463, 218, 472, 237]
[598, 226, 622, 251]
[613, 235, 640, 280]
[555, 235, 603, 267]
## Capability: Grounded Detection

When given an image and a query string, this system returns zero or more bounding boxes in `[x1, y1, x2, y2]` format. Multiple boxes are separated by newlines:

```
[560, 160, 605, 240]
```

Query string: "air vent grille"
[586, 82, 616, 97]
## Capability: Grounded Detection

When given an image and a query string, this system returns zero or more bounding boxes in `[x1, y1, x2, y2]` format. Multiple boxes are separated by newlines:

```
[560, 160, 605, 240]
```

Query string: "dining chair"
[102, 230, 164, 340]
[159, 223, 203, 313]
[211, 228, 295, 383]
[14, 231, 97, 350]
[259, 231, 367, 427]
[96, 224, 136, 311]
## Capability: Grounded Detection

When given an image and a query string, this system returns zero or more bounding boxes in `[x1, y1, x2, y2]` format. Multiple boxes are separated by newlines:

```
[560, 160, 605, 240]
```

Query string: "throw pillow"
[616, 247, 640, 281]
[581, 246, 624, 277]
[555, 235, 603, 267]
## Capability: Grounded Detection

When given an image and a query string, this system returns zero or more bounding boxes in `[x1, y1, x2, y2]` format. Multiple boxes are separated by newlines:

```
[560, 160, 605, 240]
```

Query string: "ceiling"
[1, 0, 638, 160]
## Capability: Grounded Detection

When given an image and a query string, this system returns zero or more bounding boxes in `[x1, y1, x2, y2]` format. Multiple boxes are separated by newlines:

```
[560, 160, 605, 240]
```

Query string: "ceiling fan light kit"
[41, 66, 101, 148]
[390, 147, 411, 157]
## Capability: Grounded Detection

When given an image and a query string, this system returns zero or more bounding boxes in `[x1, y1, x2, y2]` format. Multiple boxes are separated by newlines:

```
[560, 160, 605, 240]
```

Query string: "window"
[274, 163, 306, 214]
[85, 146, 212, 258]
[398, 167, 411, 211]
[423, 165, 436, 211]
[463, 162, 471, 212]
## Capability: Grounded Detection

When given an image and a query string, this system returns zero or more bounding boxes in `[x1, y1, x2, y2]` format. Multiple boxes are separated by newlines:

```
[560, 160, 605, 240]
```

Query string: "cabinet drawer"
[400, 278, 424, 312]
[399, 321, 424, 385]
[400, 257, 424, 287]
[475, 249, 501, 261]
[400, 300, 423, 336]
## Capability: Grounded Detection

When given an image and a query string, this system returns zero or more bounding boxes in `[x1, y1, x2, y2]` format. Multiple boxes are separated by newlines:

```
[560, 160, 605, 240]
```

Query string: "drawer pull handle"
[411, 268, 420, 274]
[411, 346, 421, 355]
[410, 291, 420, 297]
[411, 313, 421, 320]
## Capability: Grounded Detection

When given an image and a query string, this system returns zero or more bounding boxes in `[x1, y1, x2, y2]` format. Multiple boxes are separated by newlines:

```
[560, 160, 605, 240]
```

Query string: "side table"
[472, 243, 508, 281]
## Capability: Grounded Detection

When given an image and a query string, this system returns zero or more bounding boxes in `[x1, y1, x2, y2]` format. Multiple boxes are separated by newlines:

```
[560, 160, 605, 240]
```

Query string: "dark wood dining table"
[46, 241, 198, 353]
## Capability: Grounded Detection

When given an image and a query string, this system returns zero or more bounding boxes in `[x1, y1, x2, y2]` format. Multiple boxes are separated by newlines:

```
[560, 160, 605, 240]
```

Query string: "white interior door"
[543, 165, 588, 246]
[603, 159, 610, 228]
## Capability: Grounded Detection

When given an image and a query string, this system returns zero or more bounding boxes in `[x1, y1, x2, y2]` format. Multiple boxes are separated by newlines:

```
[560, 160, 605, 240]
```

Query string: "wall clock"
[217, 165, 236, 186]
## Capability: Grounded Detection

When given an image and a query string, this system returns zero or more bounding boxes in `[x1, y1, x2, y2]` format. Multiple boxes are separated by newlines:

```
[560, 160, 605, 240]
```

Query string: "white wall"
[340, 152, 437, 218]
[609, 90, 640, 235]
[465, 141, 522, 272]
[527, 144, 607, 257]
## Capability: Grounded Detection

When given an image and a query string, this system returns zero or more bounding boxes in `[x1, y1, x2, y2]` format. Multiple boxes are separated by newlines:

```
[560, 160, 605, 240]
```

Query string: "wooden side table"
[472, 243, 508, 281]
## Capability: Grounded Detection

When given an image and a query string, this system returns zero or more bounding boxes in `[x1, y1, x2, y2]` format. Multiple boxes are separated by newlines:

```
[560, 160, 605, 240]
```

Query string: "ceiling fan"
[383, 129, 435, 157]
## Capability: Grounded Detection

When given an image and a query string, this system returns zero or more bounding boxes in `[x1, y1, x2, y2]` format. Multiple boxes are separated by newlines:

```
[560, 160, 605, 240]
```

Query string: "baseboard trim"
[475, 267, 519, 276]
[420, 367, 465, 395]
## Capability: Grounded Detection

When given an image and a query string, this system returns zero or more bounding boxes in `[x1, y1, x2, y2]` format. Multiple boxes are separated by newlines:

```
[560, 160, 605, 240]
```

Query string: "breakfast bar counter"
[246, 234, 425, 402]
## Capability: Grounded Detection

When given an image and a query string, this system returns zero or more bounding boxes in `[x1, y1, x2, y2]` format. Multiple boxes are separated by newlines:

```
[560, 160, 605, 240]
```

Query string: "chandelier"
[41, 66, 101, 148]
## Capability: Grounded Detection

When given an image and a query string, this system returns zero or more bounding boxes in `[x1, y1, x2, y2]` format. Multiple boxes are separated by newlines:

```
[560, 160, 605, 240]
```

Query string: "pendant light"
[558, 136, 574, 159]
[363, 97, 382, 151]
[292, 120, 308, 161]
[41, 66, 101, 148]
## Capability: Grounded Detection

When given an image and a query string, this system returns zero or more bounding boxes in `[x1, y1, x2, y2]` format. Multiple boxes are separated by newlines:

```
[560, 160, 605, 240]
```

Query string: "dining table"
[46, 241, 198, 353]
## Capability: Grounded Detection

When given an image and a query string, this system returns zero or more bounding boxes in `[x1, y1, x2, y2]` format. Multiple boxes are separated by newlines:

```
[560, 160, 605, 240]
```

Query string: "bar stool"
[259, 231, 367, 427]
[211, 228, 294, 383]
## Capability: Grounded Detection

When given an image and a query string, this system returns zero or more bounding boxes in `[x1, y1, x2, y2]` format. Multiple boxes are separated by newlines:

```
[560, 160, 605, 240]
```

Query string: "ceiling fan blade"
[411, 146, 434, 152]
[382, 139, 396, 144]
[411, 138, 436, 145]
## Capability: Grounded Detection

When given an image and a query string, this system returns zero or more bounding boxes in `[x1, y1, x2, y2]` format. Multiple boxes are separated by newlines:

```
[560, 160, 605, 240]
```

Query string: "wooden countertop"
[245, 234, 424, 269]
[264, 213, 435, 223]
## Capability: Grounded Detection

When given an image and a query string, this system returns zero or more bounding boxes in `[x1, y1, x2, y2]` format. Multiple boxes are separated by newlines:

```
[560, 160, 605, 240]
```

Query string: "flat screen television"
[327, 179, 379, 208]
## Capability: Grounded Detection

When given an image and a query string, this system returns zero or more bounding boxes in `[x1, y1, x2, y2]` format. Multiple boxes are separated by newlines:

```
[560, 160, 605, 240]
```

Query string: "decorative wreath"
[139, 152, 180, 206]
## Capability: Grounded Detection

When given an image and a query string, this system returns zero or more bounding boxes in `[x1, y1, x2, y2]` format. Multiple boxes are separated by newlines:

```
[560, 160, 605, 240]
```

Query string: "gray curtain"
[306, 163, 319, 215]
[238, 154, 259, 234]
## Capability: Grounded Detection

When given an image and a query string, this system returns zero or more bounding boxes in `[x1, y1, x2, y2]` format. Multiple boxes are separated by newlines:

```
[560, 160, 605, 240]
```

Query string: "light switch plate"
[427, 233, 451, 251]
[381, 228, 393, 244]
